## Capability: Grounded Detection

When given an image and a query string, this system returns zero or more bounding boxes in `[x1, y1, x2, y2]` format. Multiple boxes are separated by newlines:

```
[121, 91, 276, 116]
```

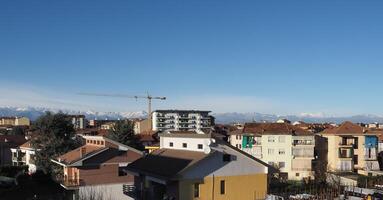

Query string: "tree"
[107, 120, 144, 150]
[31, 112, 81, 175]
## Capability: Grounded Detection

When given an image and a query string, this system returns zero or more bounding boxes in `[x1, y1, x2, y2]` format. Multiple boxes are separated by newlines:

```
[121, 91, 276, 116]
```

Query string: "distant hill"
[1, 106, 382, 124]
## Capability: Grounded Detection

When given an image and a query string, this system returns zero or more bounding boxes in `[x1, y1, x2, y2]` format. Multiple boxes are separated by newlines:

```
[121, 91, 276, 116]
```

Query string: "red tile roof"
[229, 122, 312, 136]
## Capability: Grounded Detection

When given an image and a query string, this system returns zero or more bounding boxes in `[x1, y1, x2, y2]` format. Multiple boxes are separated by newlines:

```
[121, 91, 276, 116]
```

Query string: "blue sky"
[1, 0, 383, 115]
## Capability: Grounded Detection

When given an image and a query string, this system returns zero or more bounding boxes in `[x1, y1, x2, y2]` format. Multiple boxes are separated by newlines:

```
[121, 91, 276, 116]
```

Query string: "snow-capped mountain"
[1, 106, 383, 124]
[212, 112, 383, 124]
[0, 106, 147, 120]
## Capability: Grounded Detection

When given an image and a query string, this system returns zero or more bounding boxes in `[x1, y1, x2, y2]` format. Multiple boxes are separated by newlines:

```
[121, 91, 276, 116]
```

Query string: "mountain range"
[1, 106, 383, 124]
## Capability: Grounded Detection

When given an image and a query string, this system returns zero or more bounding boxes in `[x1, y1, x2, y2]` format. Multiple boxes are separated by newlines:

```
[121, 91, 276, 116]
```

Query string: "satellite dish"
[204, 147, 211, 154]
[211, 138, 216, 144]
[205, 139, 211, 146]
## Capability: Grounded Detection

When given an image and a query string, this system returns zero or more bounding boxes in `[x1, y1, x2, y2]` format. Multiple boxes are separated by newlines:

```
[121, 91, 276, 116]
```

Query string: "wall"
[179, 174, 267, 200]
[79, 183, 134, 200]
[261, 135, 293, 176]
[161, 137, 210, 152]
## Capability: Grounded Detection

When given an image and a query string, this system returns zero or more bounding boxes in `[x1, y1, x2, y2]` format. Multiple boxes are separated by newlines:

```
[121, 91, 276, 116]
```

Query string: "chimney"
[80, 147, 87, 157]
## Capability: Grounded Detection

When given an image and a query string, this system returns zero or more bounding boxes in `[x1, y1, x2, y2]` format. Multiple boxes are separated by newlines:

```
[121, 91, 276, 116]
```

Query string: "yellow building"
[126, 132, 272, 200]
[317, 121, 381, 174]
[0, 116, 30, 126]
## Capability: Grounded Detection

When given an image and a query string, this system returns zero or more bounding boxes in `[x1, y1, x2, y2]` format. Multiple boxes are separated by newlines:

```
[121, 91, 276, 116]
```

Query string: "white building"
[229, 123, 315, 181]
[152, 110, 213, 132]
[11, 141, 38, 174]
[68, 115, 86, 129]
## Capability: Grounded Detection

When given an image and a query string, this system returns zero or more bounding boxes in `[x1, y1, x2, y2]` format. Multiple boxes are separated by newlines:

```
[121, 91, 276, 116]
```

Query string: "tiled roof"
[230, 122, 312, 136]
[322, 121, 365, 135]
[0, 135, 27, 146]
[57, 145, 106, 165]
[126, 148, 208, 179]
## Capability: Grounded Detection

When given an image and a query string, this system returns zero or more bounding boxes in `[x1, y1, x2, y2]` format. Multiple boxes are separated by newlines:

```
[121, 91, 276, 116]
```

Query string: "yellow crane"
[77, 92, 166, 121]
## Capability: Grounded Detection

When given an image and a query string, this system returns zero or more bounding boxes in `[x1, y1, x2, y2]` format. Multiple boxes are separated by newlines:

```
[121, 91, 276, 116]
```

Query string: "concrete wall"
[78, 183, 134, 200]
[160, 137, 210, 152]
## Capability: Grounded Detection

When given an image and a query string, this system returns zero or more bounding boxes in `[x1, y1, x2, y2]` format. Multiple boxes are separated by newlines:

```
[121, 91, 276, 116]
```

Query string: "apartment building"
[0, 135, 27, 166]
[10, 141, 37, 174]
[152, 110, 214, 132]
[0, 116, 30, 126]
[317, 121, 381, 175]
[51, 135, 143, 200]
[67, 115, 86, 130]
[125, 131, 271, 200]
[229, 122, 315, 180]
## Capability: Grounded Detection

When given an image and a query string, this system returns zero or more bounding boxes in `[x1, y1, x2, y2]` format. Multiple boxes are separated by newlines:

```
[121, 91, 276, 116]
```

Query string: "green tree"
[31, 112, 80, 175]
[107, 120, 144, 150]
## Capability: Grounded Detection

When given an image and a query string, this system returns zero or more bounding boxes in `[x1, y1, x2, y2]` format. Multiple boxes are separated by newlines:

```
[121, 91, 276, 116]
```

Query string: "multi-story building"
[125, 131, 271, 200]
[67, 115, 86, 130]
[229, 122, 315, 180]
[10, 141, 38, 174]
[51, 135, 143, 200]
[152, 110, 214, 132]
[0, 116, 30, 126]
[317, 121, 381, 175]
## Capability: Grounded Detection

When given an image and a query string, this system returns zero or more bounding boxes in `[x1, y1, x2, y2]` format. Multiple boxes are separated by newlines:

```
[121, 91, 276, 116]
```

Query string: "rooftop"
[229, 122, 313, 136]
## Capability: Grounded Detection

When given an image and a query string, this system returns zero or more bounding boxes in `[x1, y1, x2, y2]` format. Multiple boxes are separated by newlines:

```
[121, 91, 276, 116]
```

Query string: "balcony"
[293, 141, 314, 146]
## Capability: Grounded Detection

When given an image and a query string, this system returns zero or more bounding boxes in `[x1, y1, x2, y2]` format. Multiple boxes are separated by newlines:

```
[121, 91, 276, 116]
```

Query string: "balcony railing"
[293, 141, 314, 146]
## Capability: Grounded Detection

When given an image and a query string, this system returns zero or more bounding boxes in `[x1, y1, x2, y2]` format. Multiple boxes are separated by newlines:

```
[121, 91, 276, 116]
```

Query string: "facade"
[51, 135, 143, 200]
[67, 115, 86, 130]
[133, 118, 151, 134]
[152, 110, 214, 132]
[126, 131, 271, 200]
[0, 135, 27, 166]
[317, 121, 381, 175]
[10, 141, 37, 174]
[229, 123, 315, 180]
[0, 116, 30, 126]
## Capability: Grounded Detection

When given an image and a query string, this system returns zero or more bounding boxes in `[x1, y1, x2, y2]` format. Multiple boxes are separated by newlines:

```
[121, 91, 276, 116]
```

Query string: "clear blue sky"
[1, 0, 383, 115]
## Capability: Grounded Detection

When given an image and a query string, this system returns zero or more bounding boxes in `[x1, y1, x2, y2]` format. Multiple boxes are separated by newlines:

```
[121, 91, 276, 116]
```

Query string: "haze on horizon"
[1, 0, 383, 116]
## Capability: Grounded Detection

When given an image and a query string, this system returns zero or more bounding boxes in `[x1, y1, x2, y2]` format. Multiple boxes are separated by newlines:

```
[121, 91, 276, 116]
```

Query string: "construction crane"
[77, 92, 166, 119]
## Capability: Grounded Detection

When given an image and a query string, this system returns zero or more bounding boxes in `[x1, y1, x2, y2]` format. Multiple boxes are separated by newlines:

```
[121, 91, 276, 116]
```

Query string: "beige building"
[229, 123, 315, 181]
[317, 121, 381, 175]
[0, 116, 30, 126]
[126, 131, 271, 200]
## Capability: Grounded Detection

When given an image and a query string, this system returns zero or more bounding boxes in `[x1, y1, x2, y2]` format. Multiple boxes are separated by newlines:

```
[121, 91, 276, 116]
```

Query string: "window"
[198, 144, 203, 149]
[169, 142, 174, 147]
[97, 140, 100, 145]
[239, 144, 242, 149]
[296, 173, 300, 177]
[279, 162, 285, 168]
[236, 135, 238, 140]
[118, 167, 127, 176]
[278, 149, 285, 155]
[100, 141, 104, 145]
[268, 136, 275, 142]
[223, 154, 231, 162]
[220, 180, 225, 194]
[239, 135, 242, 140]
[278, 136, 285, 143]
[268, 149, 274, 155]
[354, 155, 358, 165]
[182, 143, 187, 148]
[194, 183, 200, 197]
